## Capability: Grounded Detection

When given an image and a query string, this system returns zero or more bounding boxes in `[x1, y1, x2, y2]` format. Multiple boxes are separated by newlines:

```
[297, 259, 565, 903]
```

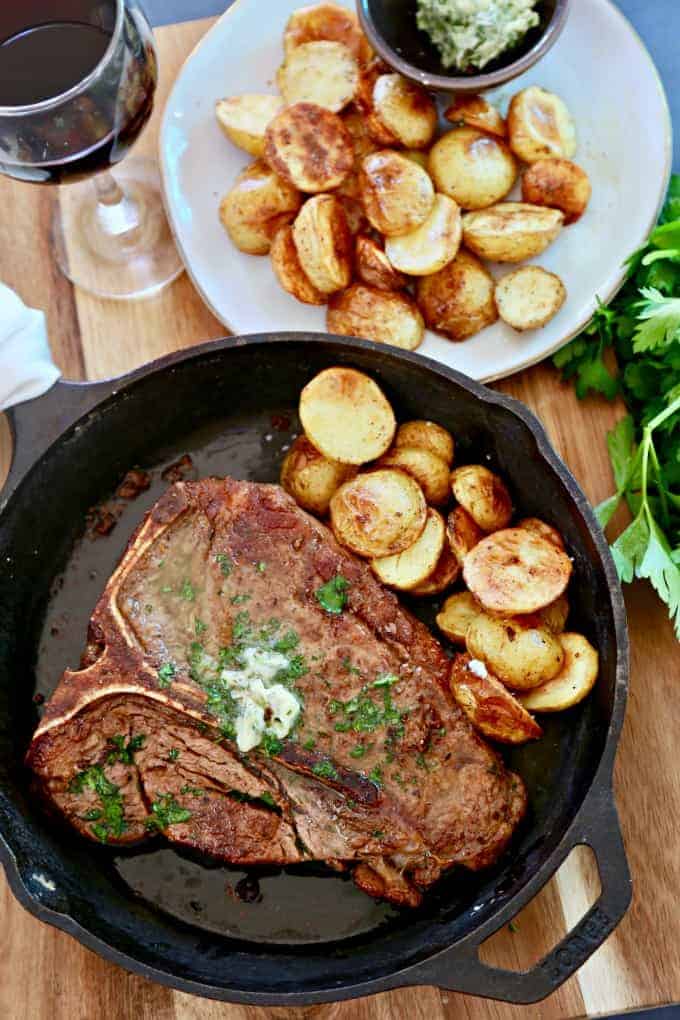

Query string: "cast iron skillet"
[0, 334, 629, 1006]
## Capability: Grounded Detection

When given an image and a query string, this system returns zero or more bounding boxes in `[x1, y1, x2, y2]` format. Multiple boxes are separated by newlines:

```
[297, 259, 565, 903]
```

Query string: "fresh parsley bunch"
[554, 175, 680, 638]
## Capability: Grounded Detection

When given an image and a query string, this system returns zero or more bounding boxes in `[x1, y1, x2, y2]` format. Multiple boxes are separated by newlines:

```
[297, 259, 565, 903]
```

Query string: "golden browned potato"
[495, 266, 567, 331]
[372, 74, 437, 149]
[355, 58, 399, 145]
[538, 593, 570, 633]
[280, 435, 356, 514]
[219, 160, 302, 255]
[519, 633, 598, 712]
[450, 465, 512, 532]
[402, 149, 429, 169]
[385, 194, 462, 276]
[436, 591, 482, 645]
[264, 103, 354, 193]
[463, 527, 573, 615]
[450, 654, 543, 743]
[327, 284, 424, 351]
[409, 542, 460, 595]
[378, 446, 450, 506]
[355, 235, 406, 291]
[215, 95, 284, 157]
[371, 507, 445, 590]
[466, 612, 565, 690]
[508, 86, 577, 163]
[462, 203, 564, 263]
[330, 468, 427, 557]
[395, 420, 454, 466]
[446, 505, 484, 564]
[292, 195, 352, 294]
[521, 158, 592, 224]
[277, 40, 359, 113]
[428, 128, 518, 211]
[416, 249, 497, 341]
[337, 194, 367, 235]
[359, 150, 435, 237]
[283, 3, 372, 64]
[299, 366, 396, 465]
[516, 517, 565, 550]
[338, 108, 379, 200]
[270, 225, 326, 305]
[444, 94, 507, 139]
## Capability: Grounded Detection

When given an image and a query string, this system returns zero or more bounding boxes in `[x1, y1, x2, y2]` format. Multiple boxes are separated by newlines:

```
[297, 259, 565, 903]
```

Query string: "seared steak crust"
[27, 478, 526, 905]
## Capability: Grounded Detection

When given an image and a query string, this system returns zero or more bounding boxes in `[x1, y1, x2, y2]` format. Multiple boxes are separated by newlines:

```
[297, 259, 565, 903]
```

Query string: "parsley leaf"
[315, 575, 350, 614]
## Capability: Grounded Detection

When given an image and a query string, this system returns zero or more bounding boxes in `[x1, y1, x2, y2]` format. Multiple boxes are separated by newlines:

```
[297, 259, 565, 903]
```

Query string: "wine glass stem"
[93, 170, 141, 236]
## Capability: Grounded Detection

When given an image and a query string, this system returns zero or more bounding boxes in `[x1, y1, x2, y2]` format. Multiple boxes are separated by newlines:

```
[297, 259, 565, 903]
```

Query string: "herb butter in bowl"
[357, 0, 569, 93]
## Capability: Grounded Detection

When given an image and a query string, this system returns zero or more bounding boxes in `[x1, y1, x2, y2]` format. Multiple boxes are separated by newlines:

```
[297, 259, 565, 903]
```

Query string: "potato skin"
[466, 612, 565, 691]
[447, 505, 484, 564]
[372, 74, 437, 149]
[428, 128, 517, 211]
[495, 266, 567, 331]
[327, 284, 424, 351]
[355, 235, 406, 292]
[215, 94, 284, 157]
[516, 517, 565, 550]
[395, 420, 454, 465]
[292, 195, 352, 294]
[416, 249, 497, 341]
[265, 102, 354, 193]
[450, 465, 512, 533]
[219, 160, 302, 255]
[283, 3, 371, 64]
[280, 435, 355, 514]
[462, 202, 564, 263]
[444, 95, 507, 139]
[450, 653, 543, 743]
[508, 86, 577, 163]
[522, 158, 592, 225]
[359, 150, 435, 237]
[270, 225, 326, 305]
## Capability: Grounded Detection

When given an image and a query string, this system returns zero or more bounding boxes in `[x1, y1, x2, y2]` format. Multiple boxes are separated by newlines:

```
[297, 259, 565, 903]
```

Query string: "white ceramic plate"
[159, 0, 672, 382]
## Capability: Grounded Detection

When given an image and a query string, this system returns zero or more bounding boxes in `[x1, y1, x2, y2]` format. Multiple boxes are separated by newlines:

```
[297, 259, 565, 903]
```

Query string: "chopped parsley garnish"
[371, 829, 385, 839]
[349, 743, 371, 759]
[315, 574, 350, 614]
[215, 553, 232, 577]
[180, 784, 203, 796]
[303, 737, 316, 750]
[157, 662, 176, 688]
[160, 584, 173, 594]
[312, 759, 339, 780]
[273, 629, 299, 654]
[256, 561, 267, 573]
[230, 594, 251, 605]
[194, 618, 207, 636]
[415, 752, 428, 770]
[373, 673, 398, 688]
[105, 733, 145, 765]
[341, 655, 360, 675]
[262, 733, 283, 757]
[327, 683, 406, 736]
[167, 748, 180, 762]
[368, 765, 383, 787]
[260, 791, 276, 807]
[179, 578, 196, 602]
[146, 793, 192, 831]
[69, 765, 126, 842]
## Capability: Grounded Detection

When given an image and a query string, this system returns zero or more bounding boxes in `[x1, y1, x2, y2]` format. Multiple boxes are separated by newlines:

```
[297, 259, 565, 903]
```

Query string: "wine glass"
[0, 0, 183, 301]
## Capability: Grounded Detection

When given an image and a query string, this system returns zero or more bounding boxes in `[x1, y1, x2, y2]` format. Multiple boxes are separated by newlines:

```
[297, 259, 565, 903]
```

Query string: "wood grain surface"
[0, 17, 678, 1020]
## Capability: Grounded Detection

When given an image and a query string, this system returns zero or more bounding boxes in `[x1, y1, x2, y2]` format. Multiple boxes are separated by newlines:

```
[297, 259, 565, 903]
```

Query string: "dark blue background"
[143, 0, 678, 170]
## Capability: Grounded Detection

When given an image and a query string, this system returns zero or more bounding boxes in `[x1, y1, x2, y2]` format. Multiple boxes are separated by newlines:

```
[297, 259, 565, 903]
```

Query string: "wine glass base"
[52, 158, 184, 301]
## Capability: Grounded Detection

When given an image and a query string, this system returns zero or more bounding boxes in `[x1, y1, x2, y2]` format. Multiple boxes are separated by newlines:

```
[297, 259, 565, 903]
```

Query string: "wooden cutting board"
[0, 17, 678, 1020]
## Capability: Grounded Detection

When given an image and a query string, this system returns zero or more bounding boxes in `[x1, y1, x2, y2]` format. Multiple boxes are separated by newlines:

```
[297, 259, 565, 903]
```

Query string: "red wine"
[0, 2, 157, 184]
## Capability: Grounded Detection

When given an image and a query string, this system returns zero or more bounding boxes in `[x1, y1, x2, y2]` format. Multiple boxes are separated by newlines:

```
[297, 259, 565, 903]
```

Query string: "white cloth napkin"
[0, 283, 60, 411]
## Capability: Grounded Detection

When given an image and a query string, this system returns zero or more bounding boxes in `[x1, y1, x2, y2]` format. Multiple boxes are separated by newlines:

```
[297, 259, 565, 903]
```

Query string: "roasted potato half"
[378, 446, 450, 506]
[495, 266, 567, 331]
[508, 86, 577, 163]
[265, 103, 354, 193]
[395, 420, 454, 466]
[538, 593, 570, 634]
[299, 366, 396, 465]
[462, 203, 564, 263]
[372, 74, 437, 149]
[355, 58, 398, 144]
[522, 158, 592, 225]
[330, 468, 427, 558]
[450, 654, 543, 744]
[271, 225, 326, 305]
[463, 527, 573, 615]
[450, 465, 512, 533]
[215, 94, 284, 157]
[355, 235, 406, 292]
[327, 284, 424, 351]
[359, 150, 435, 237]
[436, 591, 482, 645]
[219, 160, 302, 255]
[416, 249, 497, 341]
[444, 95, 507, 139]
[466, 612, 565, 690]
[385, 194, 462, 276]
[283, 3, 371, 65]
[516, 517, 565, 551]
[280, 435, 356, 515]
[428, 128, 518, 211]
[337, 195, 367, 235]
[409, 542, 460, 595]
[277, 40, 359, 113]
[520, 633, 598, 712]
[447, 505, 484, 564]
[402, 149, 429, 169]
[292, 195, 352, 294]
[371, 507, 445, 590]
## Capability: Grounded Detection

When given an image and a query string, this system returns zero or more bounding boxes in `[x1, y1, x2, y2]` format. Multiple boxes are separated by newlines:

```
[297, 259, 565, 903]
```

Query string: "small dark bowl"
[357, 0, 570, 93]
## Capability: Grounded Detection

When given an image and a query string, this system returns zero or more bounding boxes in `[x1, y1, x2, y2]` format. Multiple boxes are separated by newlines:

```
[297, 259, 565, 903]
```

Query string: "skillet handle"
[1, 378, 118, 508]
[408, 785, 631, 1004]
